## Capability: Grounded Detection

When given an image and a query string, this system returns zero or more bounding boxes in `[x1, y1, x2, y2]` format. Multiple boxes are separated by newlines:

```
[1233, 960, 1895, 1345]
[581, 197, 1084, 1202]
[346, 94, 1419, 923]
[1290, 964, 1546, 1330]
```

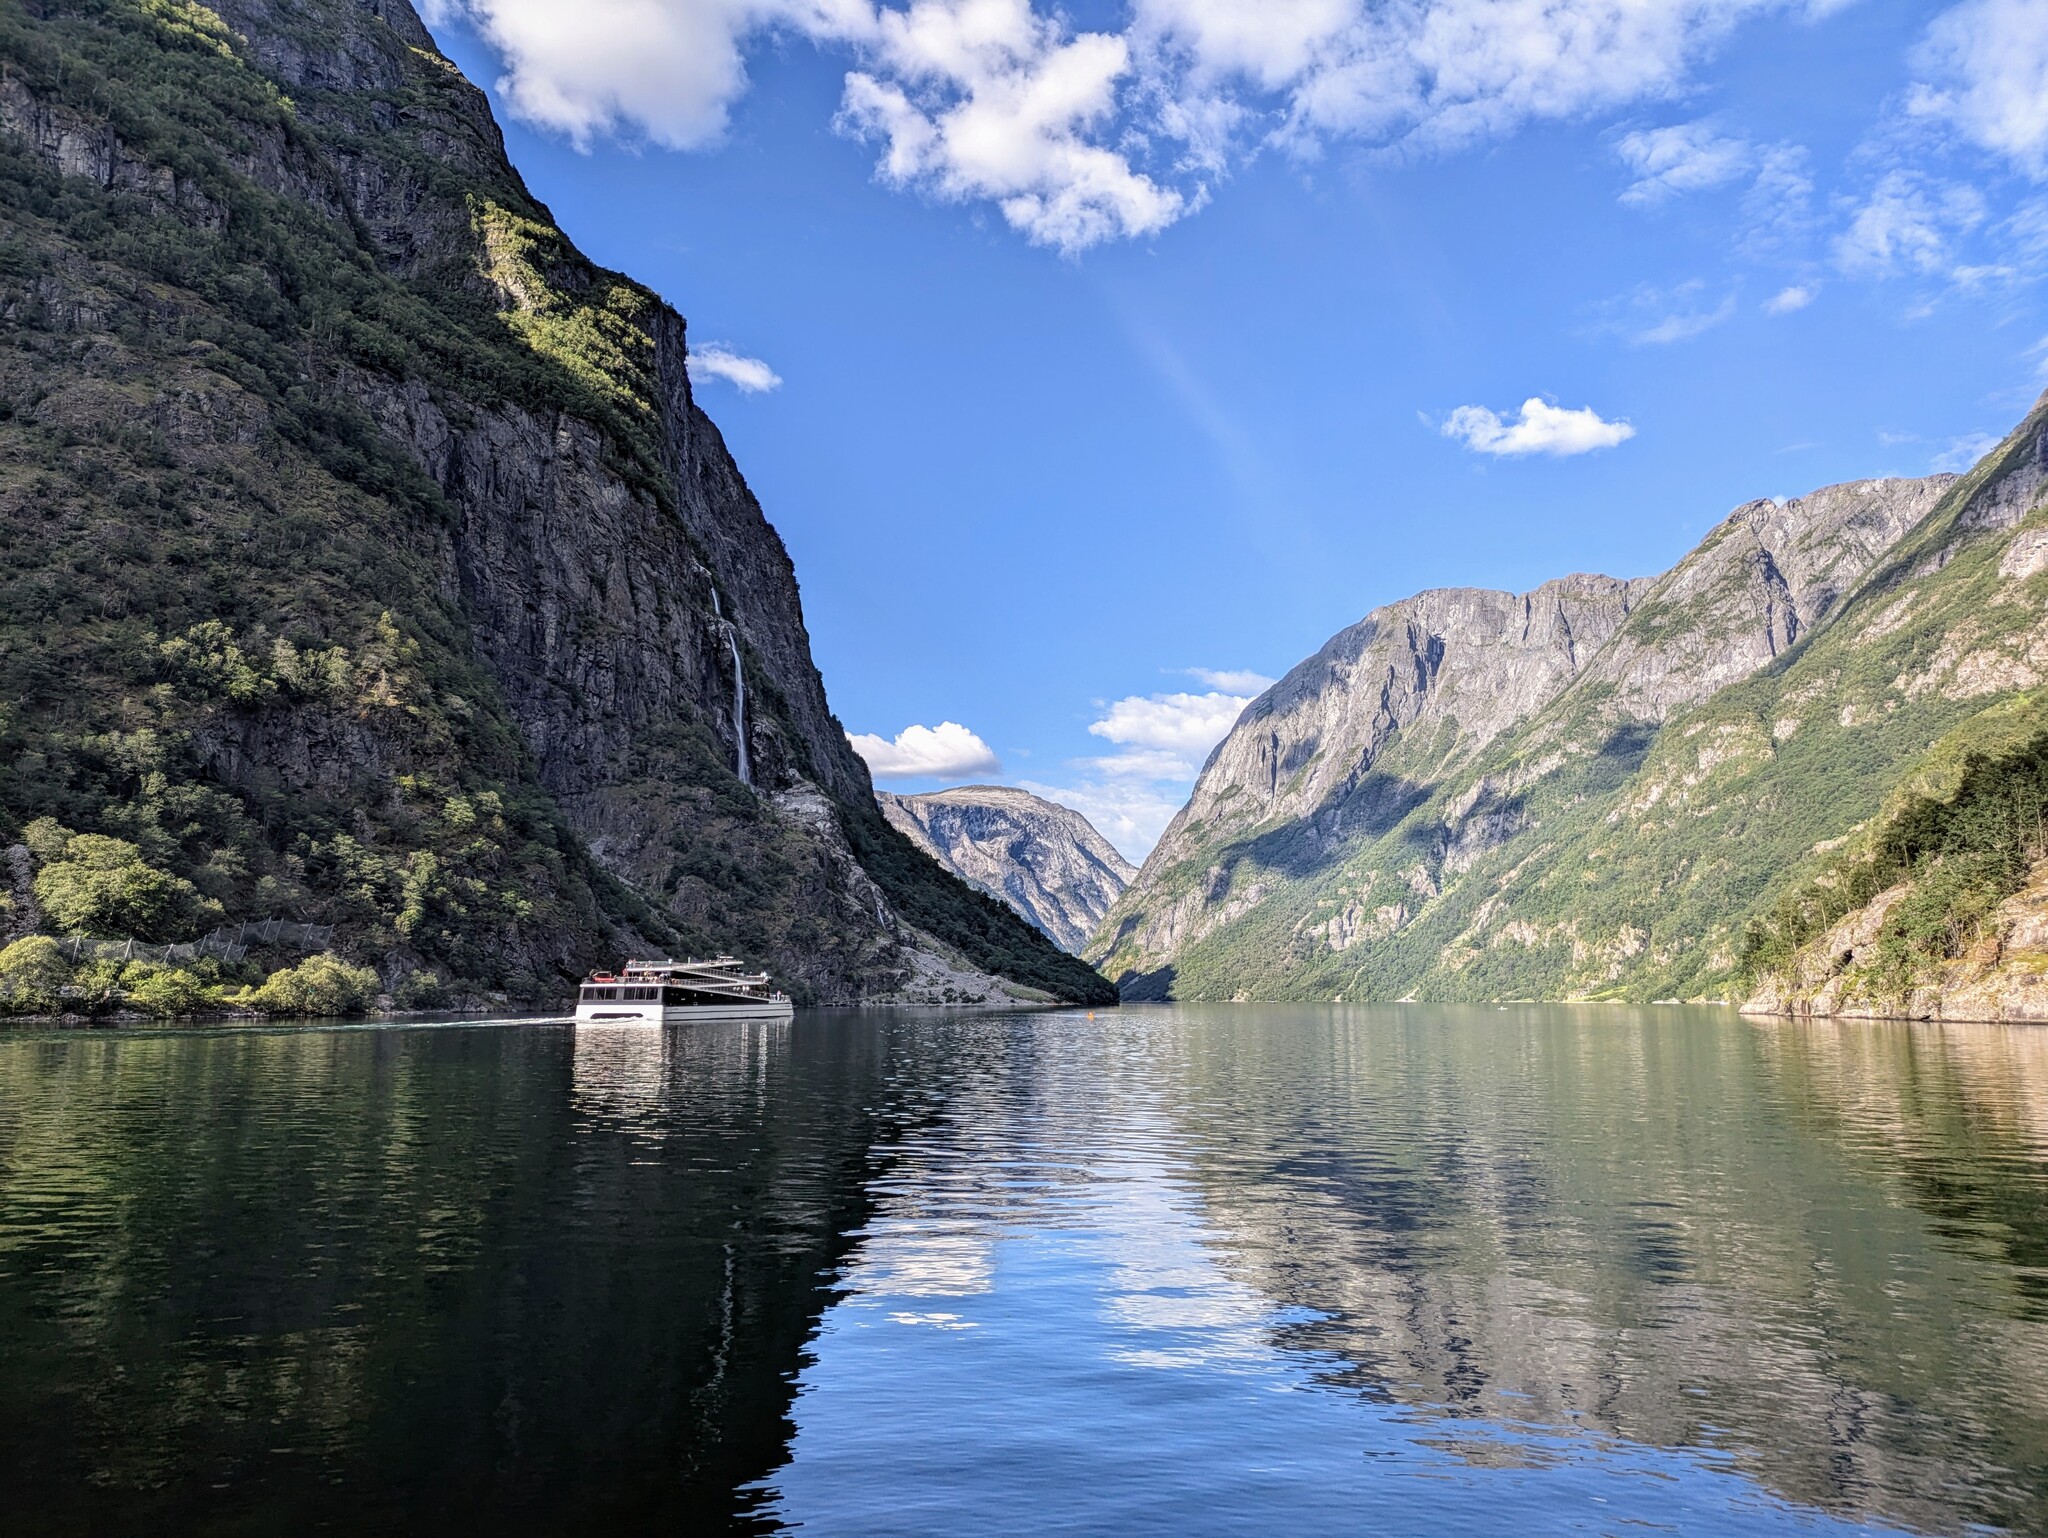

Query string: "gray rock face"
[0, 0, 1106, 1004]
[1095, 474, 1955, 988]
[1141, 574, 1648, 887]
[193, 2, 905, 996]
[880, 788, 1136, 953]
[1562, 477, 1953, 723]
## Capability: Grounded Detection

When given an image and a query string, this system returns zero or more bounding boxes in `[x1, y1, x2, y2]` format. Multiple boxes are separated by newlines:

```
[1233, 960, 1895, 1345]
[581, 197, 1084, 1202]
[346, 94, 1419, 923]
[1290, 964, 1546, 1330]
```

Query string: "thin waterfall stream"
[727, 628, 751, 787]
[710, 587, 751, 787]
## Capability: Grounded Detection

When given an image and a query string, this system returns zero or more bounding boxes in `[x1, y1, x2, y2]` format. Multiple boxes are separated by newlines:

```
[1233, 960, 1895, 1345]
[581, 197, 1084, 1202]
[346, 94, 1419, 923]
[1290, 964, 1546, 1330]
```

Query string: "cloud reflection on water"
[765, 1005, 2048, 1536]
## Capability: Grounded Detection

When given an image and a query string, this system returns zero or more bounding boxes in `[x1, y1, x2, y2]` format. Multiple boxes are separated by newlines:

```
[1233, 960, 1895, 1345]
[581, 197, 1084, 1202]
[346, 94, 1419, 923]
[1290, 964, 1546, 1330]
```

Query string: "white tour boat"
[574, 957, 794, 1024]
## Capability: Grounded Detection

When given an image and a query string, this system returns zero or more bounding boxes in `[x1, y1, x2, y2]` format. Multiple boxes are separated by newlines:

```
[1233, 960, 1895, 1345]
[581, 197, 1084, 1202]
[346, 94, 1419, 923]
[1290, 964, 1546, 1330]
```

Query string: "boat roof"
[614, 957, 766, 976]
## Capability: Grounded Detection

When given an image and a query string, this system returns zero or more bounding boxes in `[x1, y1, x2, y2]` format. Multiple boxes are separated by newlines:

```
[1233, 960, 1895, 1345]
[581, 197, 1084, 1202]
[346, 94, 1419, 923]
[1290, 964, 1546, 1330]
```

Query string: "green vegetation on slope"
[0, 0, 671, 996]
[1741, 693, 2048, 998]
[0, 0, 1112, 1006]
[840, 804, 1119, 1006]
[1106, 401, 2048, 1005]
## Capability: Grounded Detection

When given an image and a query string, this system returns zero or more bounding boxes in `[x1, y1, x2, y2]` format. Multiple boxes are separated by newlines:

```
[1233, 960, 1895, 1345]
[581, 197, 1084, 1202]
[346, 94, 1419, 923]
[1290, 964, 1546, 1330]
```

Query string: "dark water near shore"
[3, 1006, 2047, 1535]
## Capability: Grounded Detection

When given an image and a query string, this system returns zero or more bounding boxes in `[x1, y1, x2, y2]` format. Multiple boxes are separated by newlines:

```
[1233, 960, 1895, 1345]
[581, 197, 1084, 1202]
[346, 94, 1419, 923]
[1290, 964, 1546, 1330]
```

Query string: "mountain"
[1092, 396, 2048, 1009]
[0, 0, 1114, 1007]
[878, 787, 1136, 953]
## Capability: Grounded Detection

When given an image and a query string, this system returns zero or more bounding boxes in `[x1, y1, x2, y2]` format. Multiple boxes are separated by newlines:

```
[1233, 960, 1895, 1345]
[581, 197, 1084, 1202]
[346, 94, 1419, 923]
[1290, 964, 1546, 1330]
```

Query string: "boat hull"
[573, 999, 796, 1025]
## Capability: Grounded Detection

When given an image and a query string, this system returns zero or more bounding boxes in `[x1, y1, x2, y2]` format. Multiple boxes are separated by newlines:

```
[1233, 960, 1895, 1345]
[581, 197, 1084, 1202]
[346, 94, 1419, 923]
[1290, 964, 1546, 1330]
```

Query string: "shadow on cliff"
[1116, 963, 1176, 1001]
[1208, 769, 1438, 899]
[1124, 721, 1670, 998]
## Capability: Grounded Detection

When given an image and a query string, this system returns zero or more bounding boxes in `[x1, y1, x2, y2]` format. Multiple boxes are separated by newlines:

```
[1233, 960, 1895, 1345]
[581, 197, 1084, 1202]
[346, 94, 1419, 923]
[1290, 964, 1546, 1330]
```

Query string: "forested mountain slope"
[1092, 402, 2048, 1006]
[0, 0, 1113, 1006]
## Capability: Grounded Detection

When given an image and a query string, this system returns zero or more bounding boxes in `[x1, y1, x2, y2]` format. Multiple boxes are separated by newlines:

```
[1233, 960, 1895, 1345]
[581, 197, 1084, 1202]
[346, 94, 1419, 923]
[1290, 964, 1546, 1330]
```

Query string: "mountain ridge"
[1091, 423, 2045, 1008]
[879, 785, 1135, 953]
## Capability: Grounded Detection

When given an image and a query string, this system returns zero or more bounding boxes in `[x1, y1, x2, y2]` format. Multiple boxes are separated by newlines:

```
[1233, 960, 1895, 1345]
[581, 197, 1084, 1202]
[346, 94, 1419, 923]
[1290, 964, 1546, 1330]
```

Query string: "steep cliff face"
[879, 787, 1135, 953]
[0, 0, 1113, 1005]
[1559, 477, 1952, 723]
[1145, 576, 1645, 884]
[1093, 422, 2045, 1005]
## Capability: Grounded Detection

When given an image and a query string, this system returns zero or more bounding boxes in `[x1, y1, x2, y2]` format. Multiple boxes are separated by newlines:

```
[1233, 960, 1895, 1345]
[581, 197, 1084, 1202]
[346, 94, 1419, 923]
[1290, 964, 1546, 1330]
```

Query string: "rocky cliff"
[1092, 400, 2048, 1008]
[0, 0, 1113, 1006]
[879, 786, 1135, 953]
[1742, 864, 2048, 1024]
[1740, 691, 2048, 1023]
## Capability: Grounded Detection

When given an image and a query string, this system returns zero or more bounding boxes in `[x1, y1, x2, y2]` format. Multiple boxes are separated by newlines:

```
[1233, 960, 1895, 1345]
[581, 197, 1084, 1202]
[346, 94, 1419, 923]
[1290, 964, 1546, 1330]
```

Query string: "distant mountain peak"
[880, 788, 1134, 953]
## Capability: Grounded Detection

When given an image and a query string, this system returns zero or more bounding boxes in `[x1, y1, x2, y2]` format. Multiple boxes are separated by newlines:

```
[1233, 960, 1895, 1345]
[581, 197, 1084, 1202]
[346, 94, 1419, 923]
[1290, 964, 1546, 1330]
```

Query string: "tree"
[31, 830, 210, 940]
[243, 953, 381, 1016]
[0, 935, 68, 1015]
[122, 964, 217, 1019]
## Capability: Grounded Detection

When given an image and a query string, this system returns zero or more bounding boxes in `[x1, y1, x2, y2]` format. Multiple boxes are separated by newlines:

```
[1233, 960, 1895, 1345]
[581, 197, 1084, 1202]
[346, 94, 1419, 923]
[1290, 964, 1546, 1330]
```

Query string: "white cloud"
[1738, 142, 1815, 251]
[1615, 120, 1751, 204]
[1440, 397, 1635, 456]
[1593, 278, 1737, 345]
[837, 1, 1185, 253]
[1765, 283, 1815, 313]
[1265, 0, 1793, 154]
[1833, 171, 1987, 277]
[1908, 0, 2048, 179]
[2006, 200, 2048, 267]
[848, 720, 1002, 778]
[1089, 689, 1250, 758]
[423, 0, 877, 150]
[1613, 129, 1814, 256]
[1931, 431, 2001, 472]
[1635, 291, 1736, 343]
[429, 0, 1825, 251]
[1077, 748, 1197, 780]
[688, 343, 784, 392]
[1011, 675, 1265, 859]
[1182, 666, 1276, 693]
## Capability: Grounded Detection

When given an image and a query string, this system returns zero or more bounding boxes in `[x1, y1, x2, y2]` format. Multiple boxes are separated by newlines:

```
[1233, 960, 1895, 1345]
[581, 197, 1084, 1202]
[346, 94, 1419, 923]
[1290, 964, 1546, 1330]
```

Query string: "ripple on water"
[0, 1005, 2044, 1535]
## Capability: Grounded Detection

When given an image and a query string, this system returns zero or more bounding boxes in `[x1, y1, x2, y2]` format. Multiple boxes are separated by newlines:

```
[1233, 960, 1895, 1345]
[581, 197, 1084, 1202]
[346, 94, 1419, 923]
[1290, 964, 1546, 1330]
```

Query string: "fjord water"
[3, 1008, 2046, 1535]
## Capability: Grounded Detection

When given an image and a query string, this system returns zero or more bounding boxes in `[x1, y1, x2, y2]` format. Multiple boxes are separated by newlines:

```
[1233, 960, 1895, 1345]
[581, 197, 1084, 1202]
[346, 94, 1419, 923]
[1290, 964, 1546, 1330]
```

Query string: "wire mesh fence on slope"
[54, 919, 338, 968]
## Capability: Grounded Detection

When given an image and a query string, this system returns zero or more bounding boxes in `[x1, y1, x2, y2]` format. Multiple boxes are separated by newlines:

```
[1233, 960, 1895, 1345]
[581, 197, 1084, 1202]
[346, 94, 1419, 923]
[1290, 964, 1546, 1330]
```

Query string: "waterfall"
[725, 626, 751, 787]
[707, 584, 751, 786]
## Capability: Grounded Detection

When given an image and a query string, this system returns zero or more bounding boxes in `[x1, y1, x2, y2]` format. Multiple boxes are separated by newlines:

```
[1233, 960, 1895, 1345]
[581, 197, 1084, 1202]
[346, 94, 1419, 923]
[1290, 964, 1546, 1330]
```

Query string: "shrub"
[21, 817, 70, 865]
[68, 959, 125, 1011]
[0, 935, 69, 1015]
[393, 969, 444, 1009]
[242, 953, 381, 1017]
[30, 828, 212, 940]
[121, 962, 218, 1018]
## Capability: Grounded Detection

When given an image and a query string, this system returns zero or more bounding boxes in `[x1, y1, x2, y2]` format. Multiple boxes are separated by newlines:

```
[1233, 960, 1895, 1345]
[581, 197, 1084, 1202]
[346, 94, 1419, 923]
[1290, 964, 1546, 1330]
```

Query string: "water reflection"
[764, 1007, 2048, 1536]
[3, 1008, 2047, 1535]
[1150, 1008, 2048, 1533]
[0, 1020, 891, 1536]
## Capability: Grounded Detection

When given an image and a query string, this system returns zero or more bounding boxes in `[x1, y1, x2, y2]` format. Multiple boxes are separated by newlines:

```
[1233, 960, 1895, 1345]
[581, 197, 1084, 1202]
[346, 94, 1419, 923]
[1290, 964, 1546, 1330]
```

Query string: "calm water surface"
[3, 1005, 2047, 1535]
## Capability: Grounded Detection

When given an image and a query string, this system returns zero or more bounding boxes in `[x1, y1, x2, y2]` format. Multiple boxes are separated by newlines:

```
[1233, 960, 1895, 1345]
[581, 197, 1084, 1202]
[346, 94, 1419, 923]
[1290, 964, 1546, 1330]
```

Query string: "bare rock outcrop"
[881, 787, 1135, 953]
[1743, 863, 2048, 1024]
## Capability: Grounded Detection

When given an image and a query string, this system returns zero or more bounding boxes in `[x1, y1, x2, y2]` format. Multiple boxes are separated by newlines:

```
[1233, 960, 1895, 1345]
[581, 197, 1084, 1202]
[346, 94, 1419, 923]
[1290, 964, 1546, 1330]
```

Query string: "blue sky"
[420, 0, 2048, 859]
